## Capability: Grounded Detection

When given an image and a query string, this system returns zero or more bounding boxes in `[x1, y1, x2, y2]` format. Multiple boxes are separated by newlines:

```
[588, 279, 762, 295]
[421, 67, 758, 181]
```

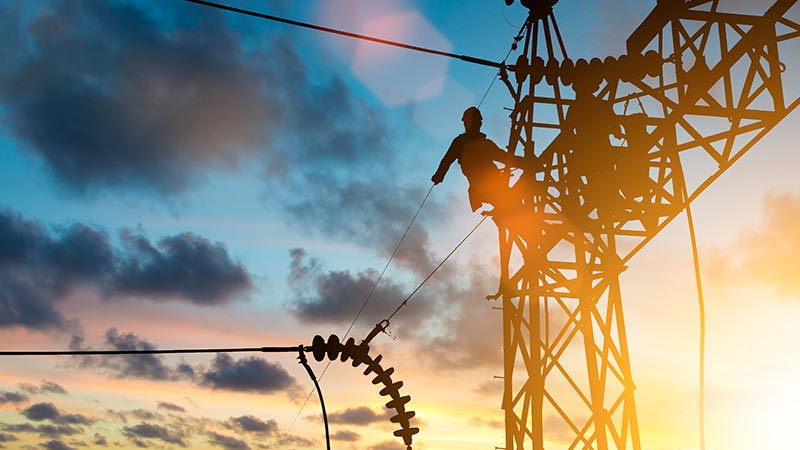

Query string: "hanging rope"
[360, 214, 489, 344]
[287, 183, 434, 432]
[682, 183, 707, 450]
[297, 349, 330, 450]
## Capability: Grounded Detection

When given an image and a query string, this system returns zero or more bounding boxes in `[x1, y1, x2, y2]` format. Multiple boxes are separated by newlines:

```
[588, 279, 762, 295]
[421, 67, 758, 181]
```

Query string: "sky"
[0, 1, 799, 449]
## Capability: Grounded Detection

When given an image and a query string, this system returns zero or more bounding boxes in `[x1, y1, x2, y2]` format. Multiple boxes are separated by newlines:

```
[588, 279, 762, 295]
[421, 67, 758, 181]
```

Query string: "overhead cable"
[180, 0, 502, 69]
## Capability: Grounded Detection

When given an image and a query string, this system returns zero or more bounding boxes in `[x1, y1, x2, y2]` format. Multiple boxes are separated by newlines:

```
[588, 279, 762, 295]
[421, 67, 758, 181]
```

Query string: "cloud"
[707, 192, 800, 296]
[227, 415, 277, 436]
[474, 380, 503, 397]
[201, 354, 299, 395]
[276, 433, 316, 447]
[287, 248, 409, 324]
[0, 0, 278, 194]
[326, 406, 391, 426]
[0, 432, 17, 443]
[368, 440, 406, 450]
[282, 182, 442, 277]
[0, 391, 28, 405]
[21, 403, 95, 426]
[19, 381, 68, 395]
[207, 432, 250, 450]
[93, 433, 108, 447]
[40, 440, 76, 450]
[71, 328, 300, 398]
[123, 423, 186, 447]
[22, 403, 60, 421]
[331, 430, 361, 442]
[287, 247, 504, 371]
[70, 328, 182, 381]
[467, 417, 503, 429]
[2, 423, 82, 439]
[156, 402, 185, 414]
[0, 209, 252, 331]
[112, 231, 252, 305]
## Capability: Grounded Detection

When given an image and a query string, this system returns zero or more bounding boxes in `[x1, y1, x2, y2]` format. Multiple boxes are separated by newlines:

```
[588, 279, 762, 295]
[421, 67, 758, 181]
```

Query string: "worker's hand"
[431, 173, 443, 185]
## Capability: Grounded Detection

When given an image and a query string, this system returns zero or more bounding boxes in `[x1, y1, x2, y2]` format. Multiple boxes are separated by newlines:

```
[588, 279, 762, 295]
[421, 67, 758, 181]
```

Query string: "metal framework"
[495, 0, 800, 448]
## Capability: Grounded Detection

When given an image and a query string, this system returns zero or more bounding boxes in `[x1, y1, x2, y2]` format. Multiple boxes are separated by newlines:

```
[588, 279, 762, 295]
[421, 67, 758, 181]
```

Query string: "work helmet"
[462, 106, 483, 122]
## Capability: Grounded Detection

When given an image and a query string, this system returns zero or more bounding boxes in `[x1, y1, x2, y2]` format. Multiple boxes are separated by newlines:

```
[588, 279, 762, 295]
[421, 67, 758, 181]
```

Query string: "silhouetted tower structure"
[494, 0, 800, 448]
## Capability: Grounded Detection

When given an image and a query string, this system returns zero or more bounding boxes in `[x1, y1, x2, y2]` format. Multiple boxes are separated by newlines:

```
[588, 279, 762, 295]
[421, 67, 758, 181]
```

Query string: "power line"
[385, 214, 489, 324]
[287, 183, 435, 433]
[180, 0, 502, 69]
[0, 346, 306, 356]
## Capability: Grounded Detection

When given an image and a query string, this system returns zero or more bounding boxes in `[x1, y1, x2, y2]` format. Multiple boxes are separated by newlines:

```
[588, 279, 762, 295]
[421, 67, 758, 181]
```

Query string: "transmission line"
[180, 0, 502, 69]
[0, 346, 305, 356]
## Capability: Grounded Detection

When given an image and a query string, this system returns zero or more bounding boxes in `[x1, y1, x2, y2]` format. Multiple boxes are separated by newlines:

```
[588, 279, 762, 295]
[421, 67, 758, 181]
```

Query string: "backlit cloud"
[707, 191, 800, 296]
[0, 209, 252, 331]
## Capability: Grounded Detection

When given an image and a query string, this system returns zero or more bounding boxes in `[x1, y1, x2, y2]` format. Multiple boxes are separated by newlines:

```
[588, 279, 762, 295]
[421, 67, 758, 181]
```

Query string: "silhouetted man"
[432, 107, 525, 212]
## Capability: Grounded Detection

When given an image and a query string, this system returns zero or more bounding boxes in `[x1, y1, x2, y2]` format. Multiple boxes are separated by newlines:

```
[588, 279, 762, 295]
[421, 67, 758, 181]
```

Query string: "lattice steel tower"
[492, 0, 800, 448]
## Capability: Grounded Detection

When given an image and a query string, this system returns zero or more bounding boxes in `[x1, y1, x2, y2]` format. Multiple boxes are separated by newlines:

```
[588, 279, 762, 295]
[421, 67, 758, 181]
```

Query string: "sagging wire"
[287, 183, 434, 432]
[363, 214, 490, 344]
[682, 182, 707, 450]
[0, 344, 333, 447]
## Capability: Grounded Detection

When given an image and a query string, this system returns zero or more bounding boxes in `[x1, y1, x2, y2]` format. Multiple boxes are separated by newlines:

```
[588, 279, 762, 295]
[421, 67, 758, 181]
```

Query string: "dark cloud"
[93, 433, 108, 447]
[19, 381, 68, 395]
[0, 432, 17, 442]
[208, 432, 250, 450]
[156, 402, 185, 413]
[0, 0, 278, 194]
[0, 391, 28, 405]
[228, 415, 277, 435]
[287, 246, 503, 370]
[331, 430, 360, 442]
[22, 402, 95, 426]
[0, 209, 251, 331]
[286, 248, 435, 327]
[287, 248, 407, 324]
[326, 406, 390, 426]
[283, 182, 441, 277]
[70, 328, 180, 381]
[40, 440, 76, 450]
[0, 0, 417, 216]
[123, 423, 186, 447]
[2, 423, 82, 439]
[71, 328, 299, 398]
[112, 231, 252, 305]
[23, 403, 61, 421]
[0, 272, 72, 331]
[201, 353, 299, 395]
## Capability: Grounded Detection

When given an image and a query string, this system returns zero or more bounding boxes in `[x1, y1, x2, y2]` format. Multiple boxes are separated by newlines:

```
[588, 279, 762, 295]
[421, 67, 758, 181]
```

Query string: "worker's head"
[462, 106, 482, 132]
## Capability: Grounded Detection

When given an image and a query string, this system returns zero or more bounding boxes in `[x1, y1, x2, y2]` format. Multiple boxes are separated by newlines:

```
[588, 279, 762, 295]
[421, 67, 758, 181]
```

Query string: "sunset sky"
[1, 1, 799, 449]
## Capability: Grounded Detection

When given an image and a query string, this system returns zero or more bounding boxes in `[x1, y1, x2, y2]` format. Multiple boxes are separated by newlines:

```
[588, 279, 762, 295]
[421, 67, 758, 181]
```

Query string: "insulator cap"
[515, 54, 529, 85]
[380, 380, 404, 396]
[311, 335, 326, 362]
[363, 353, 383, 375]
[386, 395, 411, 410]
[372, 367, 395, 385]
[545, 58, 560, 86]
[326, 334, 340, 360]
[560, 58, 575, 86]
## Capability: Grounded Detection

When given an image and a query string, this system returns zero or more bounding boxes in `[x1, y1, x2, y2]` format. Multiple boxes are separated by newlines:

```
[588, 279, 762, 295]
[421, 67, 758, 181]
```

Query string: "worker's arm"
[431, 137, 462, 184]
[488, 139, 527, 169]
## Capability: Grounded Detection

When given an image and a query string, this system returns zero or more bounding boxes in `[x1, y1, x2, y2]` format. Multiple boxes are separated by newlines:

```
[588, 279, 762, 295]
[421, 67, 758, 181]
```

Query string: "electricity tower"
[493, 0, 800, 448]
